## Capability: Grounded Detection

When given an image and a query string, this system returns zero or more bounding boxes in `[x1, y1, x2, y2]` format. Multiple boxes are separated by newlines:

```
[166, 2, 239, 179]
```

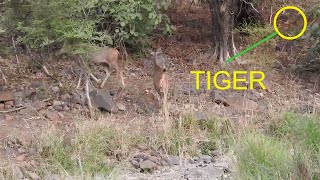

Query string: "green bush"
[2, 0, 172, 55]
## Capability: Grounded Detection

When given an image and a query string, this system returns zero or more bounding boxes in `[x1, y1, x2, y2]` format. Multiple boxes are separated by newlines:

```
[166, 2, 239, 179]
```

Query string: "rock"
[16, 154, 27, 161]
[4, 104, 12, 109]
[18, 147, 26, 154]
[133, 153, 149, 161]
[51, 86, 60, 93]
[27, 171, 40, 180]
[117, 102, 126, 111]
[57, 112, 64, 119]
[184, 166, 224, 179]
[61, 94, 71, 101]
[5, 115, 14, 121]
[211, 150, 222, 157]
[63, 106, 70, 111]
[194, 111, 207, 121]
[210, 91, 229, 106]
[44, 111, 60, 121]
[0, 103, 4, 110]
[71, 92, 84, 105]
[148, 156, 159, 164]
[226, 94, 259, 110]
[139, 160, 159, 172]
[74, 104, 82, 109]
[13, 91, 24, 106]
[0, 91, 14, 102]
[33, 101, 46, 111]
[130, 159, 140, 169]
[30, 81, 42, 89]
[4, 100, 14, 106]
[53, 101, 64, 106]
[53, 105, 63, 111]
[167, 155, 180, 165]
[199, 155, 214, 164]
[188, 158, 196, 164]
[19, 106, 37, 116]
[89, 90, 116, 112]
[23, 89, 37, 99]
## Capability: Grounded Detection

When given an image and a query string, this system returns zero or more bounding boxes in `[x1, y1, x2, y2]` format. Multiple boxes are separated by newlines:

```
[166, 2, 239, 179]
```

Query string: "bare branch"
[11, 36, 20, 73]
[0, 67, 7, 85]
[85, 75, 93, 117]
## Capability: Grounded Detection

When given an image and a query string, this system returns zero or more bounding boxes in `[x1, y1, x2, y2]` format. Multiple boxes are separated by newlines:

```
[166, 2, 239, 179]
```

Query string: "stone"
[194, 111, 207, 121]
[51, 86, 60, 93]
[89, 90, 116, 112]
[117, 102, 126, 111]
[5, 115, 14, 121]
[57, 112, 64, 119]
[13, 92, 24, 106]
[16, 154, 27, 161]
[226, 94, 258, 110]
[19, 106, 37, 116]
[30, 81, 42, 89]
[130, 159, 140, 169]
[71, 92, 84, 105]
[63, 106, 70, 111]
[139, 159, 159, 172]
[4, 104, 12, 109]
[53, 105, 63, 111]
[167, 155, 180, 165]
[0, 91, 14, 102]
[53, 101, 64, 106]
[0, 103, 4, 110]
[61, 94, 71, 101]
[184, 166, 224, 179]
[199, 155, 214, 164]
[4, 100, 14, 106]
[18, 147, 26, 154]
[210, 91, 229, 106]
[148, 156, 159, 164]
[33, 101, 46, 111]
[212, 150, 222, 157]
[44, 111, 60, 121]
[133, 153, 149, 161]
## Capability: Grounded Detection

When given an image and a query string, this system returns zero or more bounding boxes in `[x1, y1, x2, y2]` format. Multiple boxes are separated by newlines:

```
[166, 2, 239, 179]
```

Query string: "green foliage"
[2, 0, 172, 55]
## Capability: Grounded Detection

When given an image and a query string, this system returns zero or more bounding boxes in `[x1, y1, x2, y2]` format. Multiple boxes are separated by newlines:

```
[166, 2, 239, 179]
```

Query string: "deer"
[149, 48, 169, 119]
[91, 47, 125, 89]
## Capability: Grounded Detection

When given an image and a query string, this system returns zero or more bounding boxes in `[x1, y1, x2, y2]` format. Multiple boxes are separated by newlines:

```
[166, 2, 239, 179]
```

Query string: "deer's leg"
[100, 67, 111, 88]
[114, 65, 125, 88]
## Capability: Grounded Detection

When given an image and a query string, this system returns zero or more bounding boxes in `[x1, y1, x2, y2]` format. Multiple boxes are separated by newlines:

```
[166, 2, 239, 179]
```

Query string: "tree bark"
[208, 0, 239, 64]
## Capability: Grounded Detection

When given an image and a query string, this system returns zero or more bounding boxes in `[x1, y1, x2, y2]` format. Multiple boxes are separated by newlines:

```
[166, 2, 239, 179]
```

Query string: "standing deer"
[91, 47, 125, 89]
[150, 48, 169, 119]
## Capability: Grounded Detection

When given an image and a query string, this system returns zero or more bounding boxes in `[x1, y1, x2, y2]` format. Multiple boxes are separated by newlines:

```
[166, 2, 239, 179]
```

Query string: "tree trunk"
[208, 0, 239, 64]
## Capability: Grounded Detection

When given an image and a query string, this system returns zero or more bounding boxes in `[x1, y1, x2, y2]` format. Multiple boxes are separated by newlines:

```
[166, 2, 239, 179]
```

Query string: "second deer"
[150, 48, 169, 118]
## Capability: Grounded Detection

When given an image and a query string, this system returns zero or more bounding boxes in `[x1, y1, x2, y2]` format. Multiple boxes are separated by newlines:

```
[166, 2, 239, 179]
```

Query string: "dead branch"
[89, 73, 100, 83]
[0, 106, 26, 113]
[0, 67, 8, 85]
[85, 75, 93, 117]
[76, 72, 83, 89]
[11, 36, 20, 73]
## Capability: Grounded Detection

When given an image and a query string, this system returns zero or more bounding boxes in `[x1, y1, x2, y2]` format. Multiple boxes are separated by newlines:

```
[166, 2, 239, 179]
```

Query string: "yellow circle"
[273, 6, 308, 40]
